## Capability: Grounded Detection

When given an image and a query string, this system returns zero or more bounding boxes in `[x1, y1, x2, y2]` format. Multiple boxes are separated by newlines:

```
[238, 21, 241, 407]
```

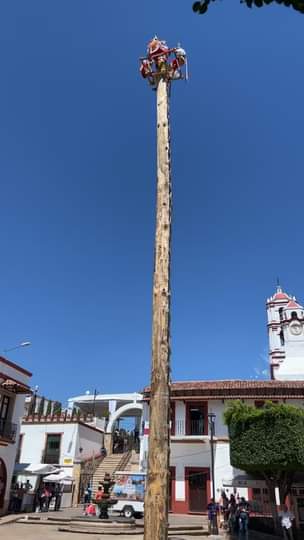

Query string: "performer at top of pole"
[140, 36, 188, 89]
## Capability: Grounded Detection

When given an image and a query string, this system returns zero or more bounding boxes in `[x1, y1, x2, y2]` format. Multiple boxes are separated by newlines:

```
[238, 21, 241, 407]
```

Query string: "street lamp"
[4, 341, 31, 353]
[208, 412, 218, 535]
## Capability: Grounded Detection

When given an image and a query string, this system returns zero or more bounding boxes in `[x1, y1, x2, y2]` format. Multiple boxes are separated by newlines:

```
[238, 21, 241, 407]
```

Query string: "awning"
[15, 463, 60, 476]
[222, 474, 266, 488]
[43, 471, 73, 483]
[0, 373, 31, 394]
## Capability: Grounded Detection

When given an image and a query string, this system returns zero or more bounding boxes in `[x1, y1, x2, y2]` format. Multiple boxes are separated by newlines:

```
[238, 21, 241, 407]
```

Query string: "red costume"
[147, 37, 169, 61]
[140, 59, 152, 79]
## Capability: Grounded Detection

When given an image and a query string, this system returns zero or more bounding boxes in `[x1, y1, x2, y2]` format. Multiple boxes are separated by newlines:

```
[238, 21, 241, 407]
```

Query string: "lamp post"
[4, 341, 31, 353]
[208, 412, 218, 535]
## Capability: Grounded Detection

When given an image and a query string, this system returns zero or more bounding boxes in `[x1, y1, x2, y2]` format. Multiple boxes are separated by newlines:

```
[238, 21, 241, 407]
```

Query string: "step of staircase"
[92, 452, 132, 494]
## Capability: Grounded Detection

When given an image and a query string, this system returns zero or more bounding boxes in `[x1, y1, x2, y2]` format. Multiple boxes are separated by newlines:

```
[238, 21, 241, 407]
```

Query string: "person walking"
[228, 493, 237, 533]
[54, 484, 62, 511]
[207, 498, 219, 534]
[40, 486, 51, 512]
[279, 505, 295, 540]
[237, 497, 250, 535]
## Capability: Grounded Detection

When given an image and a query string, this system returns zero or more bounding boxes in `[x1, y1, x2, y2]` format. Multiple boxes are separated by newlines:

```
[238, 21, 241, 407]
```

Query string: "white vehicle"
[110, 471, 146, 519]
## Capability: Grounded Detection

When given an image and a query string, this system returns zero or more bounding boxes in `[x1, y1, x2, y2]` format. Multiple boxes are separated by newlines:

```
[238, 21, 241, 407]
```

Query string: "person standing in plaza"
[54, 484, 62, 511]
[279, 505, 295, 540]
[237, 497, 250, 535]
[207, 498, 219, 534]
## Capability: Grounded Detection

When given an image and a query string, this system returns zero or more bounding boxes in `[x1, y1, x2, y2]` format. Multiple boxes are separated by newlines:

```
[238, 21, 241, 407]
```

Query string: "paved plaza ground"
[0, 507, 286, 540]
[0, 521, 282, 540]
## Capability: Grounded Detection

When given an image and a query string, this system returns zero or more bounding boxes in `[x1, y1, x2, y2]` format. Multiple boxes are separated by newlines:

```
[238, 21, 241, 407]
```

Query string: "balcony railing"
[174, 419, 206, 436]
[0, 419, 17, 442]
[42, 452, 60, 464]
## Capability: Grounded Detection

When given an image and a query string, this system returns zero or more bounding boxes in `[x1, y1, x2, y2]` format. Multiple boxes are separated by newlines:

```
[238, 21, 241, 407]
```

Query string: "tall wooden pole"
[143, 76, 171, 540]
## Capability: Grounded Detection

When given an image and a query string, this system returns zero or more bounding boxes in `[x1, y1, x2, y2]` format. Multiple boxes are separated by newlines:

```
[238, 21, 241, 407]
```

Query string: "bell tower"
[267, 285, 304, 380]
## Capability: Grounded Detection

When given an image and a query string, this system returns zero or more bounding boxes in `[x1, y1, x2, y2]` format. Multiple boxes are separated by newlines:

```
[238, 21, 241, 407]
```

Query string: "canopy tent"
[14, 463, 60, 476]
[222, 474, 265, 489]
[43, 471, 73, 483]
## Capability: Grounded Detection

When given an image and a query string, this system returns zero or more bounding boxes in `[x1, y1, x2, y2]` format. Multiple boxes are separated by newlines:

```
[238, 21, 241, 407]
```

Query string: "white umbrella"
[15, 463, 60, 476]
[43, 471, 73, 483]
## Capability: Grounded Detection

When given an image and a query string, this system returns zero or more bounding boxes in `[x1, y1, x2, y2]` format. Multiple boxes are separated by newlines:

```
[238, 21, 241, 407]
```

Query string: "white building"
[267, 285, 304, 380]
[68, 392, 143, 453]
[140, 286, 304, 521]
[15, 392, 143, 509]
[141, 380, 304, 515]
[17, 412, 104, 507]
[0, 355, 31, 514]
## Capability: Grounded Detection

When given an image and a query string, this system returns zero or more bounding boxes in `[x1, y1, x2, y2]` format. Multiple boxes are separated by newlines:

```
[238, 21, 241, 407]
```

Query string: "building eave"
[143, 379, 304, 400]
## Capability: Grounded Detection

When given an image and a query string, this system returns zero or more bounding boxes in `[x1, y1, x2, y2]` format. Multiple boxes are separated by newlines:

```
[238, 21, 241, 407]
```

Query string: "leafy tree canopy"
[193, 0, 304, 15]
[224, 400, 304, 473]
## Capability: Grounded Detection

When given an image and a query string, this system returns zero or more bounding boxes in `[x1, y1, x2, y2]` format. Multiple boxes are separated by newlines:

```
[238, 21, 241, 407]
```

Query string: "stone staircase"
[92, 452, 132, 495]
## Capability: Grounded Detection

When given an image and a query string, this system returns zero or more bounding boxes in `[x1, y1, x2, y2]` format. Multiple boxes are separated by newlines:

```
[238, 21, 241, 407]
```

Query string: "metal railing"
[174, 419, 206, 436]
[42, 452, 60, 464]
[0, 419, 17, 442]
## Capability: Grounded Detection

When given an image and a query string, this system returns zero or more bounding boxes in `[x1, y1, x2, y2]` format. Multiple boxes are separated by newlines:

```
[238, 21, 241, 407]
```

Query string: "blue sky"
[1, 1, 303, 403]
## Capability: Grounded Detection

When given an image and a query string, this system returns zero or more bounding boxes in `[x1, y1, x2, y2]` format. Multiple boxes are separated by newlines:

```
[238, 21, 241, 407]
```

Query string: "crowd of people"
[34, 483, 63, 512]
[207, 492, 250, 535]
[10, 481, 63, 513]
[10, 480, 32, 513]
[208, 491, 296, 538]
[112, 428, 139, 454]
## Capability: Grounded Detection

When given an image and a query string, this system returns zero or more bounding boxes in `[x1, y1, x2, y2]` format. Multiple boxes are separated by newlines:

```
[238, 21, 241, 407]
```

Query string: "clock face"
[290, 323, 302, 336]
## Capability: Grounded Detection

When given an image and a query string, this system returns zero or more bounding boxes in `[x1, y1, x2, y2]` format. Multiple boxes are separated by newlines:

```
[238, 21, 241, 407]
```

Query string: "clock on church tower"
[266, 286, 304, 380]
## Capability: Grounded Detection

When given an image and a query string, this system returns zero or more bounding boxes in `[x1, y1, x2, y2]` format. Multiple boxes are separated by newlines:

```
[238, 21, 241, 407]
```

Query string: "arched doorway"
[0, 459, 7, 509]
[105, 403, 143, 455]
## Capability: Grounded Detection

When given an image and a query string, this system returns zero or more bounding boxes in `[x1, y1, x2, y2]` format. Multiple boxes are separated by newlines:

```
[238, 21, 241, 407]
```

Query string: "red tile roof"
[273, 292, 290, 300]
[286, 300, 302, 309]
[143, 380, 304, 399]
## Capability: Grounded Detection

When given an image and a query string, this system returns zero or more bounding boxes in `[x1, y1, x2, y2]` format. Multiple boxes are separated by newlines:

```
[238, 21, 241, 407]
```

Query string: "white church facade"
[140, 286, 304, 523]
[267, 285, 304, 380]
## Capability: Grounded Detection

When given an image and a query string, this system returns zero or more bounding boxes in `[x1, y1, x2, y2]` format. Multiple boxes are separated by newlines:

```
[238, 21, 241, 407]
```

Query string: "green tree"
[224, 401, 304, 531]
[193, 0, 304, 15]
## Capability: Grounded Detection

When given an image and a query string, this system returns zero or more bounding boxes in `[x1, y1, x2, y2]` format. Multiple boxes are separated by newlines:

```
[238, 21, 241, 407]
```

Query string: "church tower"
[267, 285, 304, 380]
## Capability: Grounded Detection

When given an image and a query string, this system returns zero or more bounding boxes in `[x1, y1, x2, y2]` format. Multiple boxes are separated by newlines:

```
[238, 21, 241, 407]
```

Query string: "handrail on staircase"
[116, 450, 132, 472]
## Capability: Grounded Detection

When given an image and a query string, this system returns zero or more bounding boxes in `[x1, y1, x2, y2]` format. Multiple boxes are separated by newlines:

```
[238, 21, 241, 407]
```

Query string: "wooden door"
[169, 467, 175, 512]
[188, 469, 207, 513]
[0, 458, 7, 509]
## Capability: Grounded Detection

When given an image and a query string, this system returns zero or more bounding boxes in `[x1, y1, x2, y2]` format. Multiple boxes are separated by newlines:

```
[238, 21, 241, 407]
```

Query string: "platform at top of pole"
[139, 36, 188, 90]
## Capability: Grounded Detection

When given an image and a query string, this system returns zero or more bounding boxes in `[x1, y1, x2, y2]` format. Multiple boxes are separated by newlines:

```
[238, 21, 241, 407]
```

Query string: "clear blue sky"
[1, 1, 303, 403]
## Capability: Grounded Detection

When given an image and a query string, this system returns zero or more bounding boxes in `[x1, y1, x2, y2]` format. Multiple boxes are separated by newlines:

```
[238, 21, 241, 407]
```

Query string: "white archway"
[106, 403, 143, 434]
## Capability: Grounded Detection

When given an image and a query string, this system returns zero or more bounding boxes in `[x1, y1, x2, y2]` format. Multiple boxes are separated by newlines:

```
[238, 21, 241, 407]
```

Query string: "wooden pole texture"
[144, 77, 172, 540]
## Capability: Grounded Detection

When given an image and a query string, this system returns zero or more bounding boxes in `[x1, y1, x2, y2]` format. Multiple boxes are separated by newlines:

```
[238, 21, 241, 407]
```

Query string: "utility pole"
[140, 37, 187, 540]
